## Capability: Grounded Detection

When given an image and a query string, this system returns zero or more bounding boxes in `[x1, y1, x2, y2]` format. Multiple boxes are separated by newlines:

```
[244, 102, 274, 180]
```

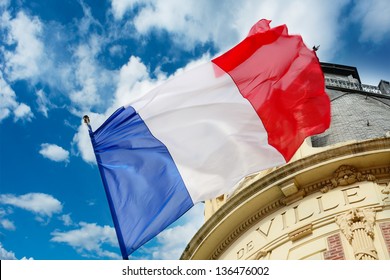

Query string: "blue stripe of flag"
[90, 106, 194, 258]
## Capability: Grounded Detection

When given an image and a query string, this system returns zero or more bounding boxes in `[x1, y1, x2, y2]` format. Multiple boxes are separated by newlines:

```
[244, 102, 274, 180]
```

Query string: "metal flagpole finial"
[83, 115, 92, 133]
[83, 115, 90, 124]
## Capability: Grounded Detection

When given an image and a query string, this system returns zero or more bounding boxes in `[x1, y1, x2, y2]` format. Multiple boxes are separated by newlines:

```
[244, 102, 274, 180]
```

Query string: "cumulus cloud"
[69, 41, 107, 111]
[1, 3, 116, 116]
[0, 207, 16, 231]
[233, 0, 351, 60]
[0, 243, 32, 260]
[110, 0, 350, 59]
[0, 71, 34, 123]
[0, 71, 17, 122]
[59, 214, 73, 226]
[51, 222, 121, 259]
[111, 56, 163, 109]
[39, 143, 70, 163]
[351, 0, 390, 43]
[110, 0, 138, 20]
[0, 218, 16, 231]
[132, 0, 240, 50]
[2, 11, 45, 81]
[0, 243, 17, 260]
[0, 193, 63, 218]
[13, 103, 34, 122]
[67, 4, 118, 113]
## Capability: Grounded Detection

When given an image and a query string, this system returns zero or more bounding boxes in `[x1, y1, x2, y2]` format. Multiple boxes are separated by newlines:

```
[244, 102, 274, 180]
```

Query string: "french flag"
[89, 19, 331, 259]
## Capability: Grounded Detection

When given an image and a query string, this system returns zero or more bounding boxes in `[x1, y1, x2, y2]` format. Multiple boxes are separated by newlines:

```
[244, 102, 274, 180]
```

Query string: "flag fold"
[89, 19, 331, 258]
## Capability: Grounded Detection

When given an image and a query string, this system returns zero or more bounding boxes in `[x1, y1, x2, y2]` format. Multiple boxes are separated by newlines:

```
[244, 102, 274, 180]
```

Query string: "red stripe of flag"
[212, 19, 331, 161]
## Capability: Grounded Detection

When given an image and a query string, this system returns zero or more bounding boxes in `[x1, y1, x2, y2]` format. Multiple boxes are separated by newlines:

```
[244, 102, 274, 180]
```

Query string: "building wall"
[219, 180, 390, 260]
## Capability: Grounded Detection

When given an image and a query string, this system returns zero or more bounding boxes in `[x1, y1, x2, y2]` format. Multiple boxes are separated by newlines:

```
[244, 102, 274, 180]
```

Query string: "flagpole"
[83, 115, 130, 260]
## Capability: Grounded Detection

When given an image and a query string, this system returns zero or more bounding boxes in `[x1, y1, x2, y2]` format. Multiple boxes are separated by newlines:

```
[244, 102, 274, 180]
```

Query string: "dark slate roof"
[312, 89, 390, 147]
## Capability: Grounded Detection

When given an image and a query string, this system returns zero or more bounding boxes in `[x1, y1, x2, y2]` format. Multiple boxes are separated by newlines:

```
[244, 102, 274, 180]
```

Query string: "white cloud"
[1, 4, 116, 116]
[59, 214, 73, 226]
[72, 112, 107, 164]
[0, 71, 17, 122]
[110, 0, 139, 20]
[13, 103, 34, 122]
[35, 89, 52, 118]
[39, 143, 70, 163]
[0, 207, 16, 231]
[2, 11, 45, 81]
[64, 4, 117, 112]
[133, 0, 240, 50]
[0, 218, 16, 231]
[234, 0, 351, 60]
[78, 0, 102, 36]
[351, 0, 390, 43]
[51, 222, 121, 259]
[69, 44, 102, 110]
[108, 44, 126, 57]
[0, 243, 17, 260]
[0, 193, 63, 218]
[69, 36, 118, 112]
[0, 0, 10, 8]
[0, 243, 32, 260]
[0, 71, 33, 123]
[111, 56, 161, 109]
[112, 0, 351, 60]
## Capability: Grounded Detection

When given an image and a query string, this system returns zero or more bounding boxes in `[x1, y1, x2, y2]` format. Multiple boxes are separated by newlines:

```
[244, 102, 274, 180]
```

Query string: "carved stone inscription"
[229, 183, 380, 260]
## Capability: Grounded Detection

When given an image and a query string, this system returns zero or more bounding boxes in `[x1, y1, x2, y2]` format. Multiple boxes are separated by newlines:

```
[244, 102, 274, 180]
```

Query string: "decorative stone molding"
[254, 250, 269, 260]
[280, 180, 299, 197]
[379, 182, 390, 204]
[281, 190, 306, 206]
[210, 200, 282, 260]
[288, 224, 313, 242]
[335, 208, 378, 260]
[208, 166, 387, 260]
[280, 180, 307, 206]
[321, 165, 376, 193]
[207, 195, 227, 216]
[209, 167, 387, 259]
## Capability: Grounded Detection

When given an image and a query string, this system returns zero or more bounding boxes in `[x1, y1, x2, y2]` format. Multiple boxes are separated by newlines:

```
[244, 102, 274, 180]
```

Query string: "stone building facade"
[181, 63, 390, 260]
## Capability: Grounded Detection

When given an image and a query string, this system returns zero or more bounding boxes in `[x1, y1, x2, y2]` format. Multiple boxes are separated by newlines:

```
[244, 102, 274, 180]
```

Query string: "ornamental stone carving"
[335, 208, 377, 260]
[208, 195, 226, 214]
[321, 165, 376, 193]
[380, 182, 390, 204]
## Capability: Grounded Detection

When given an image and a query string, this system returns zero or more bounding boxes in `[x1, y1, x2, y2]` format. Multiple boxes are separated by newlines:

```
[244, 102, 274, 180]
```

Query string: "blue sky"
[0, 0, 389, 260]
